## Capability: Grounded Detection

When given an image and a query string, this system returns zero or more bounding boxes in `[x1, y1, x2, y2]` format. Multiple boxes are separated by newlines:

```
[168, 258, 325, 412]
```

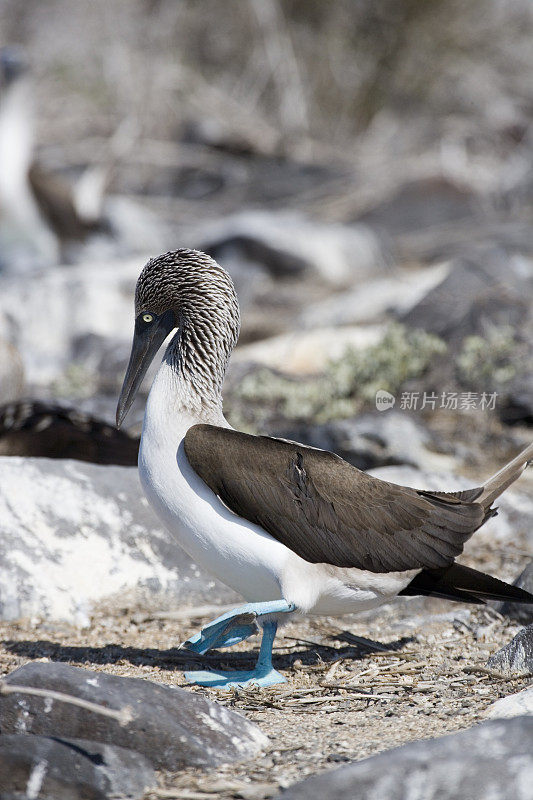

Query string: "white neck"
[142, 347, 227, 451]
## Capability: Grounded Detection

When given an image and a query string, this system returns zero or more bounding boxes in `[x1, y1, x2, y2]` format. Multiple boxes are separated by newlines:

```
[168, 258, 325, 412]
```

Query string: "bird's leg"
[182, 599, 295, 689]
[181, 599, 295, 654]
[184, 620, 283, 689]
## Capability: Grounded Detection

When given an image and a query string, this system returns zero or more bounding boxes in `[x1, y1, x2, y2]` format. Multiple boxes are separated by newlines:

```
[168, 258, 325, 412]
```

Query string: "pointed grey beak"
[116, 309, 176, 428]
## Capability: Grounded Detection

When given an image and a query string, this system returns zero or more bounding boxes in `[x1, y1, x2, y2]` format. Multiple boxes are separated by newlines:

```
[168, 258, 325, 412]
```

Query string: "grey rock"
[487, 624, 533, 676]
[273, 412, 454, 472]
[395, 218, 533, 266]
[0, 663, 268, 770]
[0, 733, 155, 799]
[501, 371, 533, 426]
[297, 263, 449, 328]
[0, 255, 142, 388]
[276, 717, 533, 800]
[197, 210, 385, 287]
[0, 456, 237, 623]
[496, 561, 533, 624]
[356, 175, 480, 237]
[401, 250, 532, 346]
[485, 686, 533, 719]
[71, 332, 137, 396]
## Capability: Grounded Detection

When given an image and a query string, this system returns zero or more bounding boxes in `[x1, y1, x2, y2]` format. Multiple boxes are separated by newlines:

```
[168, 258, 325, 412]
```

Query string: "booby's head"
[116, 249, 240, 427]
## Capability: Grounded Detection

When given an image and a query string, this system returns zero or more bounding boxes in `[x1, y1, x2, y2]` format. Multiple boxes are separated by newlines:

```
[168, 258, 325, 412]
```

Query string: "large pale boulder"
[485, 686, 533, 719]
[232, 325, 384, 375]
[0, 256, 144, 386]
[0, 456, 236, 624]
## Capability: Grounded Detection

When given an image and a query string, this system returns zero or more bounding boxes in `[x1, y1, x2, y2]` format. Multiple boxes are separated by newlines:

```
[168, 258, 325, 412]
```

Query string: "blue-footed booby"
[0, 45, 103, 269]
[117, 249, 533, 689]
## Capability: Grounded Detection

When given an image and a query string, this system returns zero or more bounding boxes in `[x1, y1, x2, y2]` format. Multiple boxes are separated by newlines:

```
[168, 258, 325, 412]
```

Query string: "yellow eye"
[142, 313, 153, 323]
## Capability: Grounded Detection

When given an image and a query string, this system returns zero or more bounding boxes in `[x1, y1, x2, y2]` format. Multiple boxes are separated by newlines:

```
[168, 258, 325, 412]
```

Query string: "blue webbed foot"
[181, 609, 258, 655]
[183, 601, 295, 689]
[183, 665, 286, 689]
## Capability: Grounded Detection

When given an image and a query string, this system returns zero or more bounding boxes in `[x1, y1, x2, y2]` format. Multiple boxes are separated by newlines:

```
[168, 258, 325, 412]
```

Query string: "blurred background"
[0, 0, 532, 473]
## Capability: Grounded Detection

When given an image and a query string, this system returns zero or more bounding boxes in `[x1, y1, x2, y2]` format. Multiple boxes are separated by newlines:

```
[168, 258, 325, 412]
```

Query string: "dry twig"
[0, 680, 133, 726]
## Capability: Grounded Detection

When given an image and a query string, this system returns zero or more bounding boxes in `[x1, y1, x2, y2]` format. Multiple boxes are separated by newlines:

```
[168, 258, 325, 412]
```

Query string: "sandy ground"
[1, 586, 531, 799]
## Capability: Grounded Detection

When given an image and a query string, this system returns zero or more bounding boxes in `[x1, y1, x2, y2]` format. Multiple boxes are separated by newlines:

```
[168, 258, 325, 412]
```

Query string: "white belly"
[139, 415, 289, 602]
[138, 364, 416, 615]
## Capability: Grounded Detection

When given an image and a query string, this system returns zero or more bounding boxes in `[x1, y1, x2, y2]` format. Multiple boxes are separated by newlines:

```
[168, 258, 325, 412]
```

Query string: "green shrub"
[229, 323, 446, 428]
[457, 326, 520, 391]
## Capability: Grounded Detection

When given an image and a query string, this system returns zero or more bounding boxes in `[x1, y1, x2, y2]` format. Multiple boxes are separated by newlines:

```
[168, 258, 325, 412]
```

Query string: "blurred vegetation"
[457, 326, 522, 392]
[1, 0, 529, 153]
[228, 324, 446, 430]
[52, 363, 98, 399]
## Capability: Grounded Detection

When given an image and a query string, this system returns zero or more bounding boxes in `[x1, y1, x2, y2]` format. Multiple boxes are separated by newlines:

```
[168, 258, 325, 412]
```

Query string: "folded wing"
[184, 425, 492, 573]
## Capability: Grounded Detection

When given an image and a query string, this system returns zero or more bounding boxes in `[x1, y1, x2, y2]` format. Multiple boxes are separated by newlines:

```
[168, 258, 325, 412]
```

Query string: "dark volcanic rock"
[357, 175, 479, 237]
[276, 717, 533, 800]
[487, 624, 533, 676]
[500, 371, 533, 426]
[0, 663, 268, 770]
[197, 210, 384, 287]
[496, 561, 533, 624]
[401, 250, 530, 346]
[0, 734, 155, 799]
[206, 231, 309, 278]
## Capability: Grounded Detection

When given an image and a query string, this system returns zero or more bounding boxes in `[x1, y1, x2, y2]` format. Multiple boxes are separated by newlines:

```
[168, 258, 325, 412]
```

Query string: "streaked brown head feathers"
[136, 249, 240, 340]
[117, 249, 241, 425]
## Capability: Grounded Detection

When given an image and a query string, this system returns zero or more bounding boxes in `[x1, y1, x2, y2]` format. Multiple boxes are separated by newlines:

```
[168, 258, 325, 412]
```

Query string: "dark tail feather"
[399, 562, 533, 605]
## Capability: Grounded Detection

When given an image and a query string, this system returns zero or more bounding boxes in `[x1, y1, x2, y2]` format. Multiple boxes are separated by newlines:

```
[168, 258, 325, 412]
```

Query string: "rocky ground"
[1, 587, 531, 798]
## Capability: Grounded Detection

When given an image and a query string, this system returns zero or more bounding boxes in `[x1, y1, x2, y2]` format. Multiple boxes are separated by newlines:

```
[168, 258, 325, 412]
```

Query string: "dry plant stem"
[250, 0, 309, 136]
[282, 635, 342, 651]
[0, 680, 133, 726]
[462, 665, 524, 681]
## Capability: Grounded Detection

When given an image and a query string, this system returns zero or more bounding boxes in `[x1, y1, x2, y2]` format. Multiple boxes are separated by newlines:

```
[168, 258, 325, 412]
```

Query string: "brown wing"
[184, 424, 490, 573]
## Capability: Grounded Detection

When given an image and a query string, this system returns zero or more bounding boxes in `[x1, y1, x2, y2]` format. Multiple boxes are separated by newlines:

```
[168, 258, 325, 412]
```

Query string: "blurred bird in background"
[0, 45, 59, 269]
[0, 45, 109, 273]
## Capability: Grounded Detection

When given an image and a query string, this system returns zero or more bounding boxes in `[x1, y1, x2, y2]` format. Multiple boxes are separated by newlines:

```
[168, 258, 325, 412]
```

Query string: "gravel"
[1, 584, 531, 798]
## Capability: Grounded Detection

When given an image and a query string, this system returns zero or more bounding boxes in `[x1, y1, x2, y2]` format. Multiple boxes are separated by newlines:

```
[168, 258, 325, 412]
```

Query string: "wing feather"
[184, 425, 488, 573]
